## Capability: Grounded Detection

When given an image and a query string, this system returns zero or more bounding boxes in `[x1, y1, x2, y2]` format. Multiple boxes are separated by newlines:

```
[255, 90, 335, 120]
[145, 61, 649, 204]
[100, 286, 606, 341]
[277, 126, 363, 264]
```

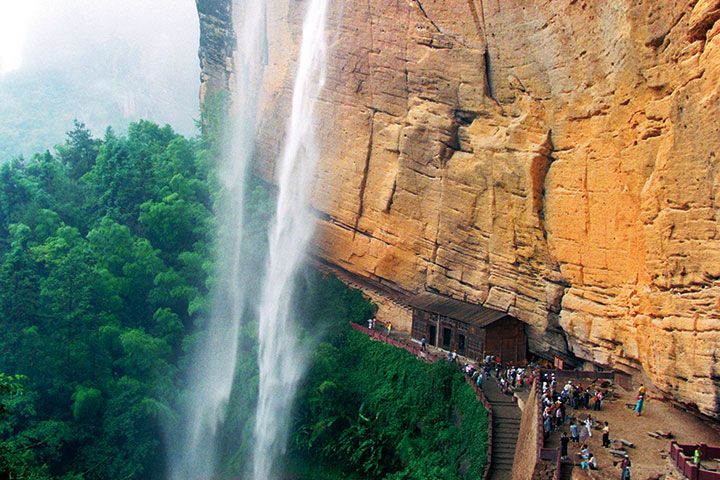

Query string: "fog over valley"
[0, 0, 200, 159]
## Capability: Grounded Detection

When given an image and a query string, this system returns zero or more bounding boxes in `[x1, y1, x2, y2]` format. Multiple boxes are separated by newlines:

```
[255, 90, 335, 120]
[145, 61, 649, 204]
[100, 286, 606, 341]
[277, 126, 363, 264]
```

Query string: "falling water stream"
[250, 0, 329, 477]
[167, 0, 267, 479]
[168, 0, 329, 478]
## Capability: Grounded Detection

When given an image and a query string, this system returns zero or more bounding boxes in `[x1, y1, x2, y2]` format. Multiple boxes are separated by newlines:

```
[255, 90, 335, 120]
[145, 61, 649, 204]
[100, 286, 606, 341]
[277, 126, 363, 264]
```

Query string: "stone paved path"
[483, 376, 522, 480]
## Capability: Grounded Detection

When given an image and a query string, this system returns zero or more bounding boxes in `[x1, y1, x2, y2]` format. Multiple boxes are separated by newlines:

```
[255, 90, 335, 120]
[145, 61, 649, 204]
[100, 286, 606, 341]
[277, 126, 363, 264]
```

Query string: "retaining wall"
[670, 442, 720, 480]
[511, 380, 561, 480]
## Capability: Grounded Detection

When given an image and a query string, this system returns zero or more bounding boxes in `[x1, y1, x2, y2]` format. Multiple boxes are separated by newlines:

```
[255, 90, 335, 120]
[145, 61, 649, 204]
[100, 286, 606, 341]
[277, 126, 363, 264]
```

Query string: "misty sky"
[0, 0, 201, 158]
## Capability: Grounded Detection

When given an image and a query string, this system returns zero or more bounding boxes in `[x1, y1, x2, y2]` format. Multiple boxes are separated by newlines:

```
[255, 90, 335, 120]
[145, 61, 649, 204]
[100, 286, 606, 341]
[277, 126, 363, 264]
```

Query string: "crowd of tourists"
[469, 357, 638, 479]
[363, 321, 652, 480]
[458, 355, 534, 392]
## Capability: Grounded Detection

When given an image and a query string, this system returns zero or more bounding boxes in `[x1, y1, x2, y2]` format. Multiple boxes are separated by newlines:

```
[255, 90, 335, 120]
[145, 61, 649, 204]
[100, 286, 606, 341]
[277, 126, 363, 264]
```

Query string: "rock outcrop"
[196, 0, 720, 418]
[196, 0, 234, 105]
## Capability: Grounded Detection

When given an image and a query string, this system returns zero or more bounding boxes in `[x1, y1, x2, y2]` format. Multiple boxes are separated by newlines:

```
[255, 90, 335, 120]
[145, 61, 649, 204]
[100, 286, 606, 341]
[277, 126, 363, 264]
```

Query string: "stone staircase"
[559, 462, 574, 480]
[483, 376, 522, 480]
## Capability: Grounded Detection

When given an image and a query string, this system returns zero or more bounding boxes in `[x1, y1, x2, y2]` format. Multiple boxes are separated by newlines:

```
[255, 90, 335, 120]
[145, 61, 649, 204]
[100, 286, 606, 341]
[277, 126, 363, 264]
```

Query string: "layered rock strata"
[196, 0, 234, 105]
[197, 0, 720, 418]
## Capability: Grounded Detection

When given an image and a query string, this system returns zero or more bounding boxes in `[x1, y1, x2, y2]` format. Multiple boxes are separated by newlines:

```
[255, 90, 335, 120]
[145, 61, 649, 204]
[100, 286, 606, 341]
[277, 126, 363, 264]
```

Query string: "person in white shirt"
[585, 416, 593, 437]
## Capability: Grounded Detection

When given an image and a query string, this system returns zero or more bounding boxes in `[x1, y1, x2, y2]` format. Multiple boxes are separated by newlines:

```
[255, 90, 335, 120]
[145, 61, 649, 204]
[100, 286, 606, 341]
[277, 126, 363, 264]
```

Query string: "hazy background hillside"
[0, 0, 200, 160]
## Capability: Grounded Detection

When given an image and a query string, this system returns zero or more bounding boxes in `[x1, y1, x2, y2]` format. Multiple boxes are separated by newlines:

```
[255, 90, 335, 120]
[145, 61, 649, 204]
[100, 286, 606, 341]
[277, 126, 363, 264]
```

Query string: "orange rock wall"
[199, 0, 720, 417]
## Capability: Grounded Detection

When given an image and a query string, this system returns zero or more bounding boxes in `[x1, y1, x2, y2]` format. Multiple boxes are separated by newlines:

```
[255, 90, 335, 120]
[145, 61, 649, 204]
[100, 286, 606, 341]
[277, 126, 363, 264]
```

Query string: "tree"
[56, 120, 99, 180]
[0, 373, 52, 480]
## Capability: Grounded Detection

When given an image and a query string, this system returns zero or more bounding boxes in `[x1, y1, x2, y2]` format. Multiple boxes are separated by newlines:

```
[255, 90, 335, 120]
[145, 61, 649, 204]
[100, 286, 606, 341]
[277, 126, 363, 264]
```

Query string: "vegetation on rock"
[292, 328, 489, 479]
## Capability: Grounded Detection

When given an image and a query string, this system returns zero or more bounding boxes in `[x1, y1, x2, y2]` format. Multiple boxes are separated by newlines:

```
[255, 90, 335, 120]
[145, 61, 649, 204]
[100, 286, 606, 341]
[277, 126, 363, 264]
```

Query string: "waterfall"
[166, 0, 267, 478]
[250, 0, 329, 477]
[166, 0, 328, 476]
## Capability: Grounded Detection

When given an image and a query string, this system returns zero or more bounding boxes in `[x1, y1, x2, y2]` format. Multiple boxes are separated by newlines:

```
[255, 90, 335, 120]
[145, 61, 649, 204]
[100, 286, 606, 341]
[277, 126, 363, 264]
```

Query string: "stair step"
[493, 444, 518, 450]
[493, 449, 517, 454]
[493, 456, 516, 463]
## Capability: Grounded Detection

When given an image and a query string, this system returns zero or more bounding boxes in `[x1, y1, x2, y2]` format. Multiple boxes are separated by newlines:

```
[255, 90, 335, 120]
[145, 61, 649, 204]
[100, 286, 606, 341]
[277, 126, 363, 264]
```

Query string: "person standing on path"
[543, 415, 552, 440]
[618, 454, 631, 480]
[570, 421, 580, 443]
[602, 421, 610, 448]
[635, 383, 647, 416]
[560, 432, 570, 459]
[579, 423, 589, 443]
[421, 335, 427, 352]
[584, 416, 593, 437]
[634, 394, 644, 416]
[386, 321, 392, 338]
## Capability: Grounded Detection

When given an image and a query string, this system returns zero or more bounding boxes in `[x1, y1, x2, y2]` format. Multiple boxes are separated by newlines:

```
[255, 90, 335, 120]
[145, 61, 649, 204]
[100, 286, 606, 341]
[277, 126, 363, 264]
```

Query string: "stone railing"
[348, 322, 493, 480]
[349, 322, 440, 361]
[670, 442, 720, 480]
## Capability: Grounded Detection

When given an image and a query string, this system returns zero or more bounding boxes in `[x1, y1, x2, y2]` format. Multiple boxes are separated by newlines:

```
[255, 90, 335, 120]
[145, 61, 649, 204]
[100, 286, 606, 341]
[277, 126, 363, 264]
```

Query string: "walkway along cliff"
[195, 0, 720, 419]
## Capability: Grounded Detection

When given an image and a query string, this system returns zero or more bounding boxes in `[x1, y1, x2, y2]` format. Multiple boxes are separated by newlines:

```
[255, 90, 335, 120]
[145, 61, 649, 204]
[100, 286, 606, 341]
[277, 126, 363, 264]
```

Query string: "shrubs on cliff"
[293, 329, 489, 479]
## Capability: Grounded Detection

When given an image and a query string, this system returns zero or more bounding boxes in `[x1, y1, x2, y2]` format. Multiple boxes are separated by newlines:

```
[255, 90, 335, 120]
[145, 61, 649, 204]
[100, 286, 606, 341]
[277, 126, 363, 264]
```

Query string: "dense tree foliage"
[291, 328, 489, 480]
[0, 120, 212, 479]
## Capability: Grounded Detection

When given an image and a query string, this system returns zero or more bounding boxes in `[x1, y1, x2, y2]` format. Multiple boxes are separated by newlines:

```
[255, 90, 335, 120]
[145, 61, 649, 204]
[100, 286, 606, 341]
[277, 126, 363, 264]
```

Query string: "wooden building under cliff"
[409, 292, 527, 364]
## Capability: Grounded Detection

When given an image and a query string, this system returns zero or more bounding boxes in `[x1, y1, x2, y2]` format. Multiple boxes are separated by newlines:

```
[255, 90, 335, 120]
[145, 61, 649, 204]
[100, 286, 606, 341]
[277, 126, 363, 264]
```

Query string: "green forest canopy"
[0, 120, 214, 479]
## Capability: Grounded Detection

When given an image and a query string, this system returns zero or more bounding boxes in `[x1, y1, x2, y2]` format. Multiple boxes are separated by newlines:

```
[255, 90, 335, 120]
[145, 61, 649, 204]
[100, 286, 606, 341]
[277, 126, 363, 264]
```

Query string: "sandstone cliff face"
[197, 0, 720, 418]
